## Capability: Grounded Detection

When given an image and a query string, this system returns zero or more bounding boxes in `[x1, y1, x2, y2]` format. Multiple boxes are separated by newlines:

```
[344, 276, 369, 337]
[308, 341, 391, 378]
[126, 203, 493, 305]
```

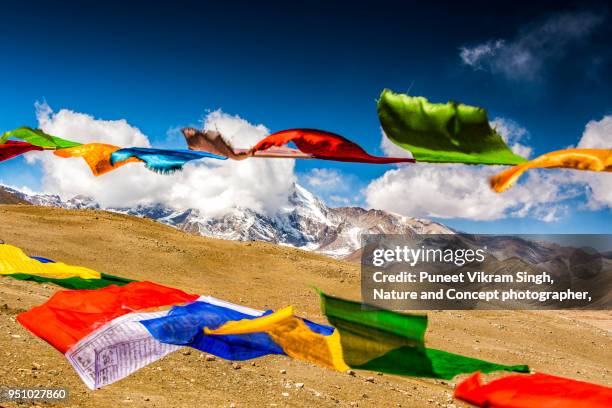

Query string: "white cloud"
[35, 101, 150, 147]
[459, 40, 504, 68]
[577, 115, 612, 149]
[303, 168, 343, 189]
[459, 10, 605, 81]
[300, 168, 365, 207]
[28, 105, 296, 217]
[490, 117, 532, 158]
[573, 115, 612, 210]
[380, 129, 414, 159]
[580, 173, 612, 211]
[365, 163, 576, 221]
[329, 195, 353, 205]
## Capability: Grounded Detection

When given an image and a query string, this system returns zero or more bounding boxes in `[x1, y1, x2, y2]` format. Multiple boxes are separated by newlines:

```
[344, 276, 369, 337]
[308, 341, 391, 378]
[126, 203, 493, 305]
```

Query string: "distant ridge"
[0, 183, 452, 259]
[0, 186, 30, 205]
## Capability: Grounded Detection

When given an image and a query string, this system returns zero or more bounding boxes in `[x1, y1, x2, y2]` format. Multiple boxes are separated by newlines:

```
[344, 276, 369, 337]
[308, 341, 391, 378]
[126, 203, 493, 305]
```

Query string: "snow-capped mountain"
[0, 186, 100, 209]
[0, 184, 453, 258]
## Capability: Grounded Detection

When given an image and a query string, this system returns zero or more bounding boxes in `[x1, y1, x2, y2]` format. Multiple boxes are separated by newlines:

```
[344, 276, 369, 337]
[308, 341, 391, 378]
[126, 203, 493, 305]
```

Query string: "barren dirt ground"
[0, 205, 610, 408]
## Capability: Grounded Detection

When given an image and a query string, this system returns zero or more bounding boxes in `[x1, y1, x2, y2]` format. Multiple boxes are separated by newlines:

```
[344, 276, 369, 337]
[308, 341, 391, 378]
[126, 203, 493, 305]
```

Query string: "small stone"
[349, 403, 358, 407]
[295, 383, 304, 389]
[361, 393, 368, 399]
[347, 369, 356, 376]
[251, 362, 256, 366]
[377, 372, 383, 376]
[144, 398, 150, 402]
[364, 376, 375, 383]
[279, 369, 287, 374]
[205, 354, 216, 361]
[182, 350, 191, 356]
[32, 362, 41, 370]
[282, 392, 289, 397]
[11, 334, 21, 339]
[232, 363, 241, 370]
[229, 403, 236, 408]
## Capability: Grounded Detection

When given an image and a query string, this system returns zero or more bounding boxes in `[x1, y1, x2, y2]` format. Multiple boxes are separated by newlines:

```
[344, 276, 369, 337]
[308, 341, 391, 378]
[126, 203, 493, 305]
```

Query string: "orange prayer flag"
[491, 148, 612, 192]
[54, 143, 142, 176]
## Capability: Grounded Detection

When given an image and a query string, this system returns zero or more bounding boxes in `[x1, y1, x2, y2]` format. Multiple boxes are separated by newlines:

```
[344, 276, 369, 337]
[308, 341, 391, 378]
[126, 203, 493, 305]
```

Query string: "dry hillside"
[0, 205, 610, 408]
[0, 187, 29, 205]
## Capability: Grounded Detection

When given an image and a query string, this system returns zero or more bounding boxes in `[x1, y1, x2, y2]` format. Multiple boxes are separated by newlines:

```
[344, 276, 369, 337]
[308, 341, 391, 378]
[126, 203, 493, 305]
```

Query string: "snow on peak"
[2, 183, 454, 259]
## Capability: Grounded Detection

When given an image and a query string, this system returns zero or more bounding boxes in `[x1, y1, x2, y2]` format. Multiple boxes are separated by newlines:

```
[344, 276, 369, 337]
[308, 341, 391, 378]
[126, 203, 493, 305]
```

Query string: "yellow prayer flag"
[491, 148, 612, 193]
[205, 306, 349, 371]
[0, 244, 100, 280]
[54, 143, 141, 176]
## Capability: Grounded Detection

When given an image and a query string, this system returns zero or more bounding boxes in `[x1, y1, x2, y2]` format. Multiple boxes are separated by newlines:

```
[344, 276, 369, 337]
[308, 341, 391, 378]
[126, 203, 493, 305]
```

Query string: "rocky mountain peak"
[1, 183, 453, 259]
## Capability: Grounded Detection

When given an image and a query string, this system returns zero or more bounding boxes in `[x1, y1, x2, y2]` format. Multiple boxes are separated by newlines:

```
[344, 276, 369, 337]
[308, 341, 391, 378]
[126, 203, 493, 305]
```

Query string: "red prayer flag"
[455, 372, 612, 408]
[0, 140, 44, 162]
[17, 281, 199, 353]
[251, 129, 414, 164]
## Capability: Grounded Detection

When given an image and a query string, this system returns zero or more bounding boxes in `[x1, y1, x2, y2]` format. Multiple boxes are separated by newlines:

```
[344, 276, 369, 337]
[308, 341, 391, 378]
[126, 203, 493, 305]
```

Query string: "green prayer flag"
[3, 272, 135, 290]
[357, 346, 529, 380]
[1, 127, 82, 149]
[320, 292, 529, 379]
[321, 290, 427, 367]
[377, 89, 527, 165]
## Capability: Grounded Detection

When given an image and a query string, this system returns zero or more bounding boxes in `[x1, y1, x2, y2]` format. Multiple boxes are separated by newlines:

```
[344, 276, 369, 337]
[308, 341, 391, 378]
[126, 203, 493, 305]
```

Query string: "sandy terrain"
[0, 204, 610, 407]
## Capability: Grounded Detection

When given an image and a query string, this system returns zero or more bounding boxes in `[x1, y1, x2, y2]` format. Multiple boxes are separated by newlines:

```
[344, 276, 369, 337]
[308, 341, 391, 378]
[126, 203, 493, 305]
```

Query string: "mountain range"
[0, 183, 453, 259]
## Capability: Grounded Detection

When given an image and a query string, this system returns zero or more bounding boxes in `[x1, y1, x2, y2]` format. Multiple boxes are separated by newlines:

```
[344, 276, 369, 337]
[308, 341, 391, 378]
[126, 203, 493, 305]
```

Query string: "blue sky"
[0, 0, 610, 233]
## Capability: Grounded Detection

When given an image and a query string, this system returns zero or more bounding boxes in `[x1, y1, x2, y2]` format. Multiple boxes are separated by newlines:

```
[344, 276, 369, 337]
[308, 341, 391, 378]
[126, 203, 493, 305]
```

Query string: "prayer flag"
[0, 141, 43, 162]
[54, 143, 142, 176]
[491, 148, 612, 192]
[455, 372, 612, 408]
[0, 243, 134, 289]
[1, 127, 81, 149]
[17, 281, 199, 353]
[320, 292, 529, 379]
[251, 128, 414, 164]
[377, 89, 527, 165]
[205, 305, 348, 371]
[110, 147, 227, 174]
